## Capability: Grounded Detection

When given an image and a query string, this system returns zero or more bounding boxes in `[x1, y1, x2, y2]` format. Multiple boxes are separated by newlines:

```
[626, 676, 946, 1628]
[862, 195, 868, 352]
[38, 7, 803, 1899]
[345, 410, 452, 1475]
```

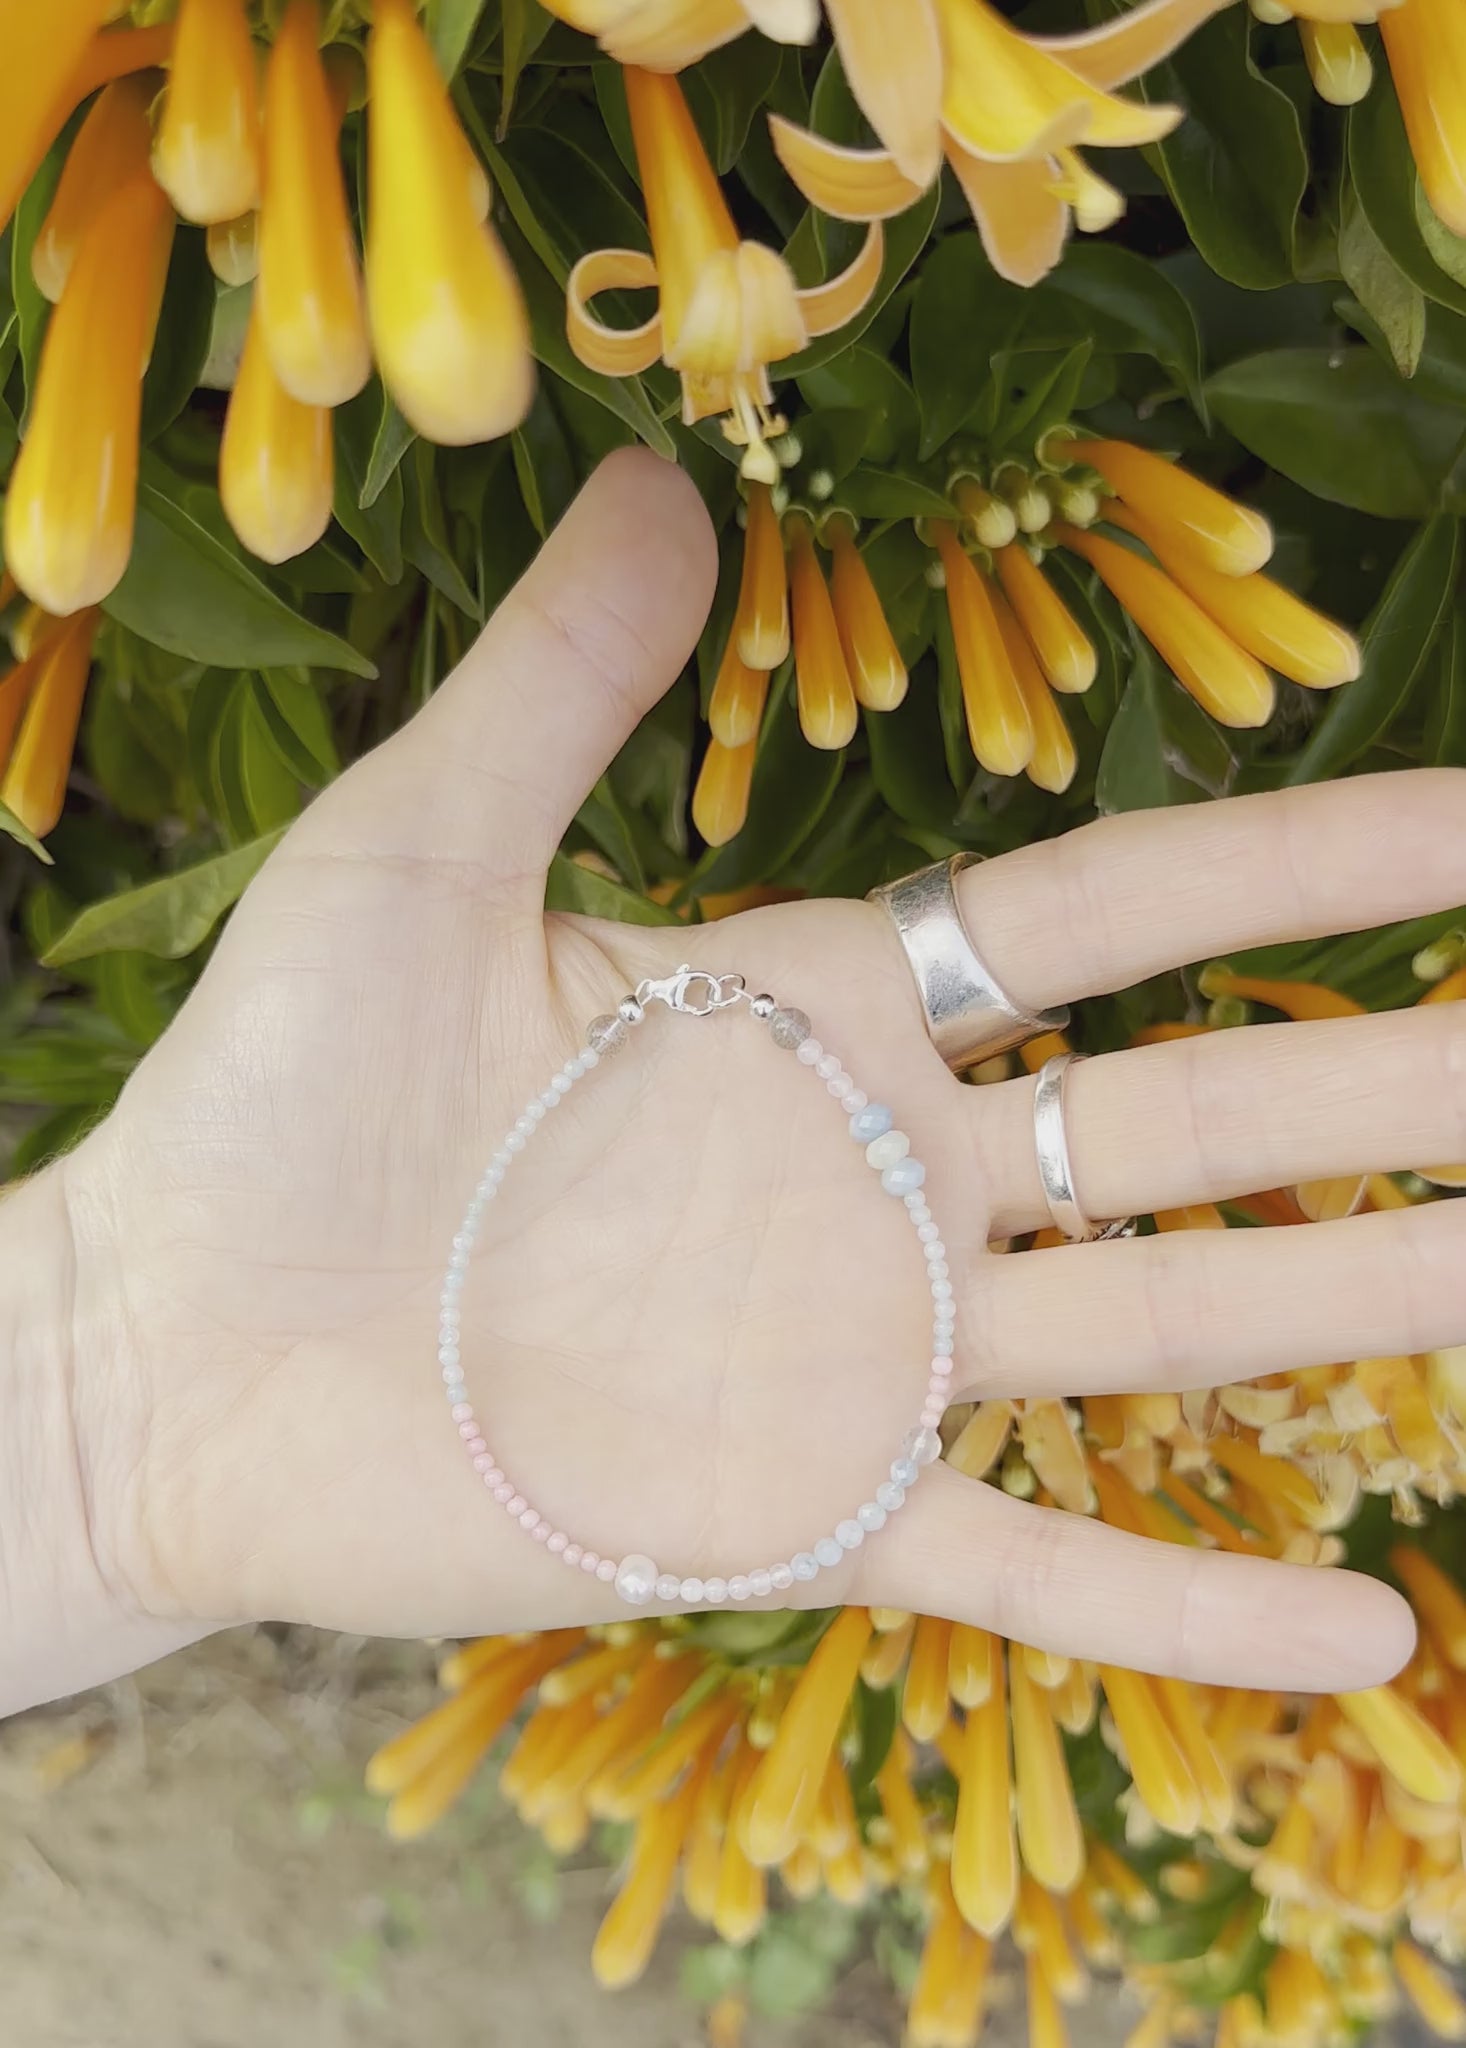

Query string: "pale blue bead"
[814, 1536, 844, 1568]
[881, 1158, 926, 1197]
[791, 1551, 820, 1582]
[857, 1501, 887, 1533]
[875, 1480, 906, 1512]
[849, 1103, 893, 1144]
[835, 1519, 865, 1550]
[891, 1457, 920, 1489]
[933, 1334, 955, 1357]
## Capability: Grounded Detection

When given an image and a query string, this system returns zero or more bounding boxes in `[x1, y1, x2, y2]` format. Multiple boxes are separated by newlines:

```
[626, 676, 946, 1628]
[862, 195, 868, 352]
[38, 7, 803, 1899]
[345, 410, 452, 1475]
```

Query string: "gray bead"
[749, 994, 776, 1020]
[587, 1014, 628, 1056]
[769, 1006, 812, 1050]
[849, 1103, 893, 1144]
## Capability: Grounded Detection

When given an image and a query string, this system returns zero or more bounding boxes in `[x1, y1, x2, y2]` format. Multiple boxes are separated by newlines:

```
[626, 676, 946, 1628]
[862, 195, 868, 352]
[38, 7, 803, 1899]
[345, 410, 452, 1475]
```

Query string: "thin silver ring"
[1033, 1053, 1136, 1244]
[867, 853, 1070, 1070]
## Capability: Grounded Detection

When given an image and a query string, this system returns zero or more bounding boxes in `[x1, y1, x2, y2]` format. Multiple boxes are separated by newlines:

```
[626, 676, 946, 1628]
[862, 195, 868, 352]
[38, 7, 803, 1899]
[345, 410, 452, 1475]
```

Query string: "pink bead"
[519, 1506, 539, 1529]
[930, 1357, 953, 1378]
[507, 1493, 527, 1516]
[921, 1405, 944, 1428]
[492, 1482, 513, 1502]
[580, 1551, 601, 1573]
[563, 1544, 583, 1567]
[451, 1402, 473, 1423]
[472, 1452, 494, 1472]
[466, 1436, 487, 1456]
[596, 1558, 617, 1583]
[457, 1419, 479, 1439]
[532, 1520, 552, 1542]
[547, 1531, 568, 1554]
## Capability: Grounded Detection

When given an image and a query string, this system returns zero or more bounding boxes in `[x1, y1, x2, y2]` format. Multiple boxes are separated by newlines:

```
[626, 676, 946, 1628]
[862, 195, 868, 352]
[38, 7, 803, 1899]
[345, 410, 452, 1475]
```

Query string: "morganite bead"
[506, 1494, 527, 1516]
[613, 1553, 659, 1605]
[596, 1557, 618, 1583]
[835, 1519, 865, 1550]
[814, 1536, 844, 1569]
[656, 1574, 682, 1602]
[791, 1552, 820, 1582]
[769, 1006, 812, 1050]
[865, 1129, 910, 1170]
[849, 1103, 893, 1144]
[882, 1159, 927, 1196]
[532, 1520, 553, 1541]
[466, 1437, 487, 1456]
[518, 1505, 539, 1528]
[547, 1531, 569, 1554]
[492, 1482, 514, 1502]
[472, 1453, 494, 1472]
[905, 1426, 943, 1467]
[587, 1014, 628, 1056]
[931, 1357, 954, 1377]
[563, 1544, 583, 1567]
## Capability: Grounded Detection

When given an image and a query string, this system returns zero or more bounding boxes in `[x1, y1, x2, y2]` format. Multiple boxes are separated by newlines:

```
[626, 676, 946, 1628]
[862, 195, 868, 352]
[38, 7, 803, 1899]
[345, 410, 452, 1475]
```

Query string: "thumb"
[318, 447, 718, 896]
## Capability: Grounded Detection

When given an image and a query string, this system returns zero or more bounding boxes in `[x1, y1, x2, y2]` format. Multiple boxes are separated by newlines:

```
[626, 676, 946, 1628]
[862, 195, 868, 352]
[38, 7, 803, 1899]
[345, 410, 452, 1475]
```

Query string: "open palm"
[65, 451, 1466, 1696]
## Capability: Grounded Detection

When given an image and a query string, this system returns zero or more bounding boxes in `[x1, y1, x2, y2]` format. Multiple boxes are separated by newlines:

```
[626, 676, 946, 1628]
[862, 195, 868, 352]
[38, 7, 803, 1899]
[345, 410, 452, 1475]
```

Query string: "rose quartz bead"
[596, 1558, 617, 1583]
[547, 1532, 568, 1554]
[483, 1467, 503, 1486]
[563, 1544, 583, 1567]
[930, 1357, 953, 1377]
[458, 1420, 479, 1439]
[450, 1402, 473, 1423]
[492, 1482, 513, 1503]
[472, 1452, 494, 1472]
[532, 1520, 552, 1542]
[507, 1493, 527, 1516]
[466, 1436, 487, 1456]
[519, 1506, 539, 1529]
[580, 1551, 600, 1573]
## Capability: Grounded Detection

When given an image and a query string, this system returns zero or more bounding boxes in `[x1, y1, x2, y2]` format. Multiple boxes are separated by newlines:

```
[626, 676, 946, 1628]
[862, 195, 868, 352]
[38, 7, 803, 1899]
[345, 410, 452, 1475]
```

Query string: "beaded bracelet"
[436, 966, 955, 1607]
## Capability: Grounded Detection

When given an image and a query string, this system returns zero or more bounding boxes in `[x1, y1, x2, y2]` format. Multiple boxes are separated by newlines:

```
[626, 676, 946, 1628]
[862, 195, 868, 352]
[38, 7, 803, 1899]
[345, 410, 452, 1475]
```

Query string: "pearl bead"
[876, 1480, 906, 1512]
[796, 1038, 824, 1066]
[905, 1426, 943, 1467]
[680, 1577, 705, 1604]
[835, 1519, 865, 1550]
[656, 1574, 681, 1602]
[596, 1557, 618, 1583]
[749, 1569, 773, 1598]
[770, 1564, 795, 1592]
[857, 1501, 887, 1533]
[791, 1552, 820, 1582]
[729, 1575, 752, 1601]
[613, 1554, 659, 1604]
[814, 1536, 844, 1569]
[865, 1129, 910, 1170]
[891, 1458, 919, 1489]
[883, 1158, 927, 1196]
[703, 1577, 730, 1604]
[850, 1103, 892, 1143]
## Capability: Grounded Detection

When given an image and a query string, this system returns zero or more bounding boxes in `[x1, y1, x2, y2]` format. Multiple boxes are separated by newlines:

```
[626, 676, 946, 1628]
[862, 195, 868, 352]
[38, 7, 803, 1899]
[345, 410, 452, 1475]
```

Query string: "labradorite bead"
[769, 1006, 812, 1050]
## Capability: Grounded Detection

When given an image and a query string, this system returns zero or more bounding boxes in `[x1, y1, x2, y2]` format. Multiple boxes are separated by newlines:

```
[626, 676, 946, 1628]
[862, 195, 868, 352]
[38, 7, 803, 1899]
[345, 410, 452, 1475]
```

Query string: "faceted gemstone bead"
[587, 1013, 628, 1056]
[849, 1103, 893, 1143]
[882, 1158, 927, 1196]
[791, 1551, 820, 1581]
[904, 1426, 943, 1467]
[769, 1006, 812, 1049]
[865, 1129, 910, 1170]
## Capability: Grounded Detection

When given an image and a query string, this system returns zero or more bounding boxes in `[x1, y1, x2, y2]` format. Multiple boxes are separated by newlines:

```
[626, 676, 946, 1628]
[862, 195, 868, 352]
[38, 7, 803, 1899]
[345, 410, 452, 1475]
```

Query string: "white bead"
[857, 1501, 887, 1533]
[581, 1046, 601, 1068]
[564, 1544, 583, 1567]
[849, 1104, 892, 1143]
[514, 1114, 536, 1136]
[441, 1363, 462, 1383]
[539, 1089, 561, 1110]
[825, 1074, 849, 1097]
[525, 1101, 546, 1123]
[835, 1519, 865, 1550]
[918, 1222, 940, 1243]
[905, 1426, 943, 1466]
[749, 1569, 773, 1598]
[681, 1577, 705, 1604]
[703, 1576, 730, 1604]
[614, 1553, 659, 1606]
[729, 1575, 752, 1601]
[770, 1563, 795, 1592]
[505, 1130, 526, 1153]
[655, 1575, 682, 1602]
[796, 1038, 824, 1066]
[438, 1346, 461, 1368]
[597, 1558, 617, 1583]
[931, 1278, 953, 1301]
[891, 1458, 920, 1489]
[791, 1552, 820, 1582]
[492, 1148, 513, 1170]
[876, 1480, 906, 1512]
[907, 1200, 931, 1222]
[814, 1536, 844, 1569]
[551, 1073, 573, 1095]
[443, 1273, 464, 1294]
[841, 1089, 868, 1113]
[865, 1129, 910, 1170]
[453, 1232, 474, 1252]
[815, 1053, 841, 1081]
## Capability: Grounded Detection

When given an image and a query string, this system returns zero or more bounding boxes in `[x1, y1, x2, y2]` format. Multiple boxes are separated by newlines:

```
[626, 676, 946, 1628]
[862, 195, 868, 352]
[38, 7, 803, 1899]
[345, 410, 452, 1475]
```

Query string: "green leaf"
[141, 229, 217, 441]
[334, 389, 406, 582]
[1096, 644, 1237, 812]
[10, 133, 65, 425]
[511, 383, 579, 539]
[1286, 516, 1459, 784]
[910, 232, 1025, 455]
[0, 797, 54, 865]
[1207, 348, 1466, 519]
[106, 478, 377, 677]
[255, 668, 339, 784]
[1042, 242, 1206, 416]
[1338, 194, 1426, 379]
[361, 392, 416, 509]
[798, 345, 919, 467]
[847, 1679, 899, 1797]
[575, 775, 646, 892]
[1350, 85, 1466, 318]
[838, 469, 955, 523]
[685, 31, 786, 173]
[1147, 9, 1308, 291]
[1428, 607, 1466, 767]
[777, 184, 941, 380]
[498, 0, 555, 133]
[42, 830, 287, 967]
[695, 680, 845, 891]
[996, 339, 1093, 453]
[545, 853, 680, 925]
[426, 0, 490, 76]
[403, 440, 481, 613]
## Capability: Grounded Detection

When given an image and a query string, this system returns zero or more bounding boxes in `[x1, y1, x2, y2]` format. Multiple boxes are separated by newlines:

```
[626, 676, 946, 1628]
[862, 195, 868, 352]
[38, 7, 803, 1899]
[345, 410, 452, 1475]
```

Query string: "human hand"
[23, 450, 1466, 1710]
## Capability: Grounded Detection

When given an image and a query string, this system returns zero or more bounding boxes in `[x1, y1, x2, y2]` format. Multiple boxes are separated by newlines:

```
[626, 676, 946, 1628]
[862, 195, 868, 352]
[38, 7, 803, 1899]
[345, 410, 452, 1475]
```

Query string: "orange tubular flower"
[789, 521, 859, 749]
[5, 171, 175, 616]
[0, 608, 101, 838]
[0, 0, 112, 233]
[366, 0, 534, 445]
[256, 0, 371, 409]
[566, 67, 882, 477]
[769, 0, 1232, 285]
[993, 586, 1078, 795]
[219, 300, 334, 566]
[693, 735, 757, 846]
[734, 483, 790, 670]
[741, 1607, 872, 1866]
[935, 523, 1034, 776]
[31, 73, 159, 304]
[1105, 503, 1361, 689]
[1058, 525, 1276, 730]
[152, 0, 262, 225]
[1298, 16, 1374, 105]
[1068, 439, 1274, 576]
[995, 545, 1097, 694]
[207, 211, 260, 286]
[1378, 0, 1466, 236]
[952, 1646, 1018, 1937]
[707, 644, 770, 749]
[593, 1761, 707, 1987]
[829, 526, 907, 710]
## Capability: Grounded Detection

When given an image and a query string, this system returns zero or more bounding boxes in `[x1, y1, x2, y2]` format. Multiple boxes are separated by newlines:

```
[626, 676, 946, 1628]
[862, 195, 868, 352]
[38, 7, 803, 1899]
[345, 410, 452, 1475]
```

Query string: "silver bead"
[749, 994, 776, 1021]
[769, 1006, 812, 1050]
[588, 1013, 628, 1055]
[616, 996, 645, 1027]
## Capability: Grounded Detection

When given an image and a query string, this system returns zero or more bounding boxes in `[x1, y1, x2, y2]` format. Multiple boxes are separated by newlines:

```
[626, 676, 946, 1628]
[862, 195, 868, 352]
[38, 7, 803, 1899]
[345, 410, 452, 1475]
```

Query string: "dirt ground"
[0, 1628, 1145, 2048]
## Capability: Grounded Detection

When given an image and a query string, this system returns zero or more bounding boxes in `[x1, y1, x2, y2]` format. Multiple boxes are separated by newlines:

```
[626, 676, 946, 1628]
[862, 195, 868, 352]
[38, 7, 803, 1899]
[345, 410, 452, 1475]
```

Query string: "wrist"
[0, 1152, 204, 1713]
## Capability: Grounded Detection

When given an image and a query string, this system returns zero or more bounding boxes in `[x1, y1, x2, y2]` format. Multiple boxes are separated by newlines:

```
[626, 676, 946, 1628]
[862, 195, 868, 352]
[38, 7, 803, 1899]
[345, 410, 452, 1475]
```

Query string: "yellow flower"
[995, 544, 1097, 694]
[566, 65, 882, 476]
[1336, 1683, 1463, 1805]
[151, 0, 261, 226]
[1394, 1937, 1466, 2039]
[1010, 1649, 1085, 1894]
[1378, 0, 1466, 235]
[741, 1605, 872, 1865]
[366, 0, 534, 444]
[788, 516, 859, 749]
[0, 609, 101, 838]
[934, 522, 1035, 775]
[1068, 438, 1274, 577]
[5, 165, 174, 616]
[951, 1641, 1018, 1936]
[0, 0, 114, 234]
[829, 524, 908, 711]
[31, 74, 160, 304]
[770, 0, 1234, 285]
[692, 734, 758, 846]
[593, 1760, 708, 1986]
[219, 298, 335, 567]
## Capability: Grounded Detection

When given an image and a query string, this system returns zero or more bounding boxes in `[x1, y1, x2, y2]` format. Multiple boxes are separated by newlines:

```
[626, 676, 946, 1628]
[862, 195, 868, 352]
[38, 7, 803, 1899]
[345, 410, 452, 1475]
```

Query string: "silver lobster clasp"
[636, 965, 746, 1016]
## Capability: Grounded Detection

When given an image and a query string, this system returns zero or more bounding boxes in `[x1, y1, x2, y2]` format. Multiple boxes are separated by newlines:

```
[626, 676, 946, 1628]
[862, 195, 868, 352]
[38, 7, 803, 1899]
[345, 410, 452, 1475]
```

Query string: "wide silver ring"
[1033, 1053, 1136, 1244]
[867, 852, 1069, 1070]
